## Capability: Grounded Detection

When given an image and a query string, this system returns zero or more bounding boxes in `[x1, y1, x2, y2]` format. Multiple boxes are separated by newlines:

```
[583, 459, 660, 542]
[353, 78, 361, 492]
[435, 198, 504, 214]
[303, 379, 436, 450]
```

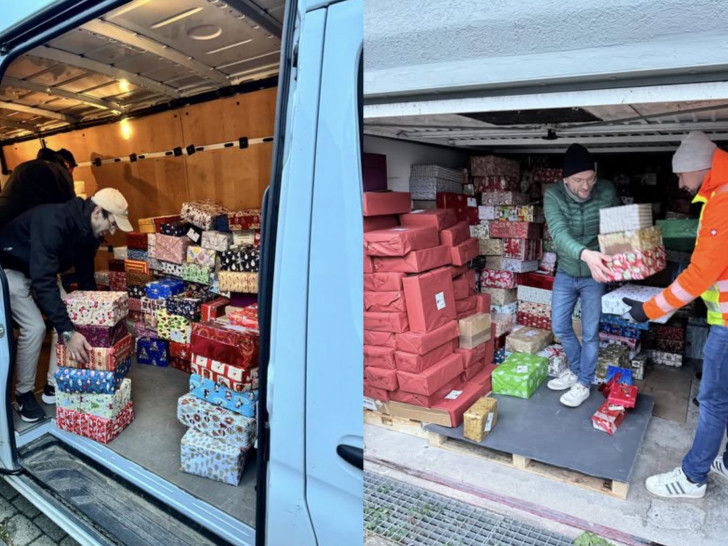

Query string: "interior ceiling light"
[188, 25, 223, 41]
[151, 7, 204, 29]
[206, 39, 252, 54]
[118, 79, 131, 93]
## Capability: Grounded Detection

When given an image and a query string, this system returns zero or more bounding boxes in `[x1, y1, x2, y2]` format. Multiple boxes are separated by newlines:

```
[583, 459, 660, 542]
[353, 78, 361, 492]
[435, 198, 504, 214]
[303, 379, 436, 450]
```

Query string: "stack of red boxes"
[363, 191, 496, 427]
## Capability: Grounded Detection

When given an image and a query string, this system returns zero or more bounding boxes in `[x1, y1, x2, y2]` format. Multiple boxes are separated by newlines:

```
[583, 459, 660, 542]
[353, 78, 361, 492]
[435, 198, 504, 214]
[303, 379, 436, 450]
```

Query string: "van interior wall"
[1, 86, 278, 252]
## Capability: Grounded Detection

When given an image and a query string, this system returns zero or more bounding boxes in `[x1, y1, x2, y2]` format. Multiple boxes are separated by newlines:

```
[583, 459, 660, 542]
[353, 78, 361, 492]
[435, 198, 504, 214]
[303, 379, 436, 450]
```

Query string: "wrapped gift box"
[364, 345, 396, 369]
[606, 382, 639, 409]
[128, 298, 142, 314]
[654, 322, 686, 341]
[496, 205, 544, 223]
[177, 393, 256, 449]
[153, 234, 191, 265]
[647, 349, 683, 367]
[363, 192, 412, 217]
[372, 245, 451, 274]
[180, 428, 248, 486]
[201, 297, 229, 321]
[170, 357, 192, 373]
[189, 374, 257, 418]
[186, 224, 204, 245]
[365, 216, 398, 234]
[516, 285, 552, 305]
[395, 320, 458, 354]
[201, 230, 234, 252]
[219, 246, 260, 272]
[394, 341, 455, 374]
[631, 352, 649, 380]
[183, 263, 212, 285]
[489, 221, 541, 240]
[539, 252, 557, 275]
[108, 272, 127, 291]
[396, 353, 464, 395]
[463, 396, 498, 443]
[450, 238, 479, 266]
[364, 290, 407, 313]
[364, 311, 409, 333]
[604, 246, 666, 282]
[64, 291, 128, 327]
[181, 201, 230, 230]
[655, 338, 685, 353]
[226, 305, 258, 330]
[516, 312, 552, 331]
[595, 344, 631, 383]
[399, 209, 457, 231]
[478, 206, 497, 221]
[364, 330, 396, 348]
[600, 314, 649, 332]
[439, 221, 471, 248]
[533, 167, 562, 183]
[502, 238, 541, 261]
[409, 177, 462, 200]
[364, 225, 439, 257]
[218, 271, 258, 293]
[113, 246, 128, 260]
[190, 322, 259, 369]
[517, 301, 549, 318]
[505, 326, 553, 354]
[478, 239, 502, 256]
[156, 309, 191, 343]
[157, 260, 185, 278]
[599, 204, 653, 234]
[146, 278, 185, 299]
[127, 249, 148, 262]
[232, 230, 260, 248]
[480, 287, 516, 306]
[140, 296, 166, 314]
[480, 192, 528, 206]
[592, 401, 626, 435]
[136, 338, 169, 367]
[599, 332, 640, 351]
[492, 353, 548, 399]
[160, 221, 189, 237]
[473, 175, 519, 192]
[491, 313, 515, 338]
[56, 401, 134, 444]
[186, 246, 218, 269]
[55, 358, 131, 394]
[56, 378, 131, 420]
[484, 256, 505, 270]
[227, 209, 261, 231]
[481, 270, 520, 289]
[57, 334, 133, 371]
[364, 366, 398, 391]
[470, 155, 520, 178]
[598, 226, 663, 255]
[124, 259, 149, 275]
[537, 345, 568, 376]
[94, 270, 110, 287]
[108, 259, 125, 273]
[75, 321, 128, 348]
[543, 240, 556, 253]
[126, 232, 148, 250]
[501, 259, 539, 273]
[127, 272, 153, 287]
[470, 224, 490, 240]
[127, 285, 145, 299]
[493, 347, 508, 364]
[132, 321, 157, 339]
[452, 273, 473, 300]
[601, 285, 676, 324]
[435, 194, 479, 226]
[491, 301, 518, 317]
[191, 354, 258, 392]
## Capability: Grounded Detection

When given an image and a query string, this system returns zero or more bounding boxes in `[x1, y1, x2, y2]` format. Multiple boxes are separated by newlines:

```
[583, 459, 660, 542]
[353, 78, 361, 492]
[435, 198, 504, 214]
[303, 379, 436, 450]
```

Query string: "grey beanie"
[672, 131, 717, 173]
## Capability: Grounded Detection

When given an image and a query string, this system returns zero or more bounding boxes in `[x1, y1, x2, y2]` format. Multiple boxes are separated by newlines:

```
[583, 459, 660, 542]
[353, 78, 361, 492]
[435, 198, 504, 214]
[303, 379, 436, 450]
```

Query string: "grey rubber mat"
[426, 383, 654, 483]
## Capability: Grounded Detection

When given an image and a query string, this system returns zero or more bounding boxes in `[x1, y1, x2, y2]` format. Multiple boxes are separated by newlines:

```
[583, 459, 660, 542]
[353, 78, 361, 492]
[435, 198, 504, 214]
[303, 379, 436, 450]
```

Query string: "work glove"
[622, 297, 649, 323]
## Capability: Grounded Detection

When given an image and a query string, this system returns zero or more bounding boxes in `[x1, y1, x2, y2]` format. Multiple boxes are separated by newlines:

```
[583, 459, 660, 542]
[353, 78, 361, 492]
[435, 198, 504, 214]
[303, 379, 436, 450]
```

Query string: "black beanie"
[562, 144, 595, 178]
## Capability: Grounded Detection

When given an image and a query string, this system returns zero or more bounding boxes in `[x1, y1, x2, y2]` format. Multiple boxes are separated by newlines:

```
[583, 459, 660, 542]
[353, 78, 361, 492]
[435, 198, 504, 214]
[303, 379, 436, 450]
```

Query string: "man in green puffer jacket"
[543, 144, 620, 408]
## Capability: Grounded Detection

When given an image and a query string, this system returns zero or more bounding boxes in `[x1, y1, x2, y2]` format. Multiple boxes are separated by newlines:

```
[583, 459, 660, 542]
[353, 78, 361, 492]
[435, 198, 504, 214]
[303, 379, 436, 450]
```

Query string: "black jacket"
[0, 198, 100, 334]
[0, 159, 75, 230]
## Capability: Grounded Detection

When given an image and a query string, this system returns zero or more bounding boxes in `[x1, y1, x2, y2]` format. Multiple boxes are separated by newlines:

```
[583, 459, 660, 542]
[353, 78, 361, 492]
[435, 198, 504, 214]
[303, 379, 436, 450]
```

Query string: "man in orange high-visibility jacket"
[623, 131, 728, 499]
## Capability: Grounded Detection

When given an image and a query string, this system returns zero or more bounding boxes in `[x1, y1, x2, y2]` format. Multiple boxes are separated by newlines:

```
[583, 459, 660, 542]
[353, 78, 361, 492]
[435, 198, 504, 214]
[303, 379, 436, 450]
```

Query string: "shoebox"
[160, 221, 189, 237]
[592, 401, 626, 435]
[227, 208, 261, 231]
[402, 267, 456, 333]
[56, 378, 131, 420]
[502, 238, 542, 261]
[440, 221, 471, 247]
[363, 192, 412, 217]
[56, 401, 134, 444]
[496, 205, 544, 223]
[491, 353, 548, 399]
[430, 366, 496, 427]
[56, 334, 133, 371]
[372, 245, 451, 274]
[180, 428, 249, 486]
[155, 309, 191, 344]
[491, 313, 515, 338]
[364, 330, 396, 348]
[191, 354, 258, 393]
[598, 226, 663, 255]
[398, 208, 458, 232]
[481, 269, 520, 289]
[145, 278, 185, 300]
[516, 312, 552, 331]
[647, 349, 683, 367]
[480, 191, 528, 206]
[454, 338, 490, 369]
[364, 385, 390, 403]
[201, 297, 230, 322]
[463, 396, 498, 443]
[599, 204, 652, 234]
[450, 238, 479, 266]
[478, 239, 503, 256]
[473, 175, 519, 192]
[364, 225, 439, 257]
[505, 326, 553, 354]
[364, 345, 396, 369]
[181, 200, 229, 231]
[452, 272, 474, 300]
[478, 205, 497, 221]
[601, 284, 676, 324]
[480, 287, 516, 306]
[488, 221, 541, 240]
[364, 215, 399, 233]
[74, 321, 128, 349]
[394, 340, 455, 374]
[435, 193, 478, 225]
[517, 301, 549, 318]
[177, 393, 256, 449]
[200, 230, 233, 253]
[389, 377, 463, 408]
[153, 234, 191, 265]
[217, 271, 258, 294]
[190, 322, 259, 369]
[396, 353, 464, 395]
[64, 291, 128, 327]
[55, 358, 131, 394]
[395, 320, 459, 354]
[516, 285, 552, 305]
[462, 360, 486, 381]
[364, 311, 410, 333]
[630, 352, 649, 380]
[604, 246, 667, 282]
[500, 259, 539, 273]
[189, 374, 257, 418]
[364, 290, 407, 313]
[594, 344, 631, 384]
[458, 313, 491, 346]
[364, 272, 405, 292]
[470, 155, 520, 178]
[364, 366, 398, 391]
[136, 338, 170, 367]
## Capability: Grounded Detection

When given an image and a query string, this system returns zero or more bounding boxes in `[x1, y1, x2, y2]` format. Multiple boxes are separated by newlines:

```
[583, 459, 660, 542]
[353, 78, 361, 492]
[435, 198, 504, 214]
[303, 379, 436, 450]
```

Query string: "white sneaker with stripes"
[645, 467, 706, 499]
[710, 456, 728, 481]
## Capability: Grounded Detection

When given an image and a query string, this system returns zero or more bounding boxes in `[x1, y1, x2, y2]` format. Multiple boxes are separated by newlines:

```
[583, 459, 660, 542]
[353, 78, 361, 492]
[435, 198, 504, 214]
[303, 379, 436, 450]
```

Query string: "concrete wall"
[363, 136, 469, 192]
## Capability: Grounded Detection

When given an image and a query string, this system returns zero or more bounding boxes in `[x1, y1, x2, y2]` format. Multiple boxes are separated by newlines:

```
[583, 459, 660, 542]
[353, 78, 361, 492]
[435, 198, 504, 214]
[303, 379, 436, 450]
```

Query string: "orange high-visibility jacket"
[644, 148, 728, 325]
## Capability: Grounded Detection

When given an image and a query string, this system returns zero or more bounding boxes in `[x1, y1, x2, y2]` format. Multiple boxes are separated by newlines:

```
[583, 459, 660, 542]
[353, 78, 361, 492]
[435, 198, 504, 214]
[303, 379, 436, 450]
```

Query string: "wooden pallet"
[363, 411, 429, 440]
[428, 430, 629, 499]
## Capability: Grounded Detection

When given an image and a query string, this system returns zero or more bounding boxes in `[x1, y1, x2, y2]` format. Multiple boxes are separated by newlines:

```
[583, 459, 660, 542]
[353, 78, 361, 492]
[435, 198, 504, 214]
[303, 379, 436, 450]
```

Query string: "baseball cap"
[91, 188, 133, 232]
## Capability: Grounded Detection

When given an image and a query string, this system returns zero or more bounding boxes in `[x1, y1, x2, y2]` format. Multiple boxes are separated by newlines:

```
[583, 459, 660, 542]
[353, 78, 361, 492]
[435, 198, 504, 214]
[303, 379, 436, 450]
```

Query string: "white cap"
[91, 188, 133, 232]
[672, 131, 717, 174]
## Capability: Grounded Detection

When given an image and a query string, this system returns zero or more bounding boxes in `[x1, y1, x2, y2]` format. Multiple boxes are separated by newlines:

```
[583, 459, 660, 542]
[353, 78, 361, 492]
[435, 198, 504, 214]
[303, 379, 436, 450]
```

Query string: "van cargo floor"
[19, 435, 226, 546]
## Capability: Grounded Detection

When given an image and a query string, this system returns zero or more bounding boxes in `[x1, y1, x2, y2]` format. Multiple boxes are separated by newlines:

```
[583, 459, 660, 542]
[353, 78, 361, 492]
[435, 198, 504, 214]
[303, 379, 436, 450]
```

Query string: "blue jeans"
[682, 325, 728, 484]
[551, 271, 604, 387]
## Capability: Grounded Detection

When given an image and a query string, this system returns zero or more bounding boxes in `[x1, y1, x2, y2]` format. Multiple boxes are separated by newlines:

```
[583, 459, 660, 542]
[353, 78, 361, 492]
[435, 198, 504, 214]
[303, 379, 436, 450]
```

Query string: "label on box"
[445, 390, 463, 400]
[467, 197, 477, 207]
[516, 365, 528, 373]
[484, 413, 494, 432]
[435, 292, 446, 310]
[363, 397, 377, 411]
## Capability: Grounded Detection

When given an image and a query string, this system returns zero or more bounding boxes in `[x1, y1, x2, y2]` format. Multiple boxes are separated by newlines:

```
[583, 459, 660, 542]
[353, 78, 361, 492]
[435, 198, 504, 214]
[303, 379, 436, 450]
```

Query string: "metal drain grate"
[364, 472, 574, 546]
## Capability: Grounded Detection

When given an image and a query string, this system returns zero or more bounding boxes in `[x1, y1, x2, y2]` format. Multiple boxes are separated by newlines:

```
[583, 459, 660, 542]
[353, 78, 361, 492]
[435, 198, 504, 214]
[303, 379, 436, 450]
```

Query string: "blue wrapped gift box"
[145, 278, 185, 299]
[136, 337, 170, 367]
[127, 249, 148, 261]
[55, 357, 131, 394]
[189, 374, 257, 418]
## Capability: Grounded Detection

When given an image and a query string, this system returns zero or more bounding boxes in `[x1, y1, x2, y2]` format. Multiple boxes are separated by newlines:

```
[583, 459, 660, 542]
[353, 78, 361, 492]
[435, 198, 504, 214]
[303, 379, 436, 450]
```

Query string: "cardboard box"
[402, 268, 456, 333]
[364, 215, 399, 233]
[363, 272, 405, 292]
[364, 366, 398, 391]
[394, 340, 455, 374]
[450, 238, 479, 266]
[364, 290, 407, 313]
[505, 326, 553, 354]
[364, 225, 439, 257]
[440, 221, 470, 247]
[364, 311, 410, 333]
[364, 345, 396, 369]
[480, 287, 516, 306]
[395, 320, 458, 354]
[399, 209, 457, 230]
[364, 330, 396, 348]
[397, 353, 464, 395]
[373, 245, 451, 274]
[459, 313, 491, 338]
[463, 396, 498, 443]
[363, 192, 412, 217]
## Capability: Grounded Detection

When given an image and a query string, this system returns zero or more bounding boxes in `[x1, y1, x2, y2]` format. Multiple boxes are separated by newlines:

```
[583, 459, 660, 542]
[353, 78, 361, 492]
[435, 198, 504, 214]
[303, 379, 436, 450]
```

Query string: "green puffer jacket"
[543, 179, 621, 278]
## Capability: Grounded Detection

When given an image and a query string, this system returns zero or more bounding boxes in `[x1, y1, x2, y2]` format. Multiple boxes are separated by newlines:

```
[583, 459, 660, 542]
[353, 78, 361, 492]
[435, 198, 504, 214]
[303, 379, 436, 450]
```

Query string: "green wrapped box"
[656, 219, 698, 252]
[492, 353, 548, 399]
[56, 378, 131, 419]
[182, 263, 212, 285]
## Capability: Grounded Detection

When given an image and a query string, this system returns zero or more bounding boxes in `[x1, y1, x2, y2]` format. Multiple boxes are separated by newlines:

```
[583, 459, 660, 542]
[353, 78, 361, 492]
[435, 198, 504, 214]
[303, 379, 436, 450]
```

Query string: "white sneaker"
[547, 370, 577, 391]
[645, 467, 706, 499]
[559, 383, 590, 407]
[710, 456, 728, 481]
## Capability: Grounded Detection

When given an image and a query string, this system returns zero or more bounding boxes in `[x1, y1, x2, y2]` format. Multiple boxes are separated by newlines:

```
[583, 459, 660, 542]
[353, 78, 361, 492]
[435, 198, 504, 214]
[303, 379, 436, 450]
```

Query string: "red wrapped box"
[170, 357, 192, 373]
[394, 340, 455, 374]
[475, 293, 491, 313]
[489, 221, 542, 240]
[109, 272, 127, 291]
[108, 259, 125, 272]
[126, 232, 148, 250]
[364, 345, 396, 369]
[472, 176, 519, 192]
[397, 353, 464, 395]
[56, 334, 133, 371]
[396, 320, 459, 354]
[363, 192, 412, 217]
[56, 401, 134, 444]
[431, 365, 494, 427]
[152, 215, 181, 233]
[607, 383, 639, 409]
[226, 305, 258, 330]
[455, 296, 479, 319]
[364, 225, 439, 257]
[502, 238, 542, 261]
[364, 366, 398, 391]
[364, 215, 399, 233]
[364, 272, 405, 292]
[402, 268, 456, 333]
[439, 221, 470, 247]
[470, 155, 520, 178]
[390, 377, 463, 408]
[170, 341, 192, 360]
[364, 290, 407, 313]
[399, 209, 457, 231]
[450, 238, 479, 266]
[227, 208, 262, 231]
[450, 265, 469, 278]
[516, 312, 552, 331]
[435, 193, 478, 225]
[189, 322, 259, 369]
[364, 311, 409, 333]
[481, 269, 520, 289]
[519, 272, 555, 291]
[452, 274, 470, 300]
[364, 330, 396, 348]
[604, 246, 667, 282]
[592, 401, 626, 435]
[373, 245, 451, 274]
[364, 253, 373, 273]
[201, 298, 229, 321]
[455, 340, 488, 368]
[654, 323, 686, 341]
[190, 354, 258, 392]
[364, 385, 390, 402]
[462, 360, 486, 381]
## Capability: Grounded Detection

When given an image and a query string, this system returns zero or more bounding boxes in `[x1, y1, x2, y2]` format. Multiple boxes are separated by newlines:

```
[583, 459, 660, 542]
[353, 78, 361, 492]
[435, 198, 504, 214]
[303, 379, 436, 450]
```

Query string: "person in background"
[624, 131, 728, 499]
[0, 148, 77, 229]
[543, 144, 621, 408]
[0, 188, 133, 422]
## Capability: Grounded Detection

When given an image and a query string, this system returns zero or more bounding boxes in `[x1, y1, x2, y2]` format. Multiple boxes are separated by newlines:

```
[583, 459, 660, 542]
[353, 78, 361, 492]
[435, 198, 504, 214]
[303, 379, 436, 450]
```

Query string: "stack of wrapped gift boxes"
[409, 164, 467, 209]
[177, 319, 259, 485]
[363, 191, 496, 427]
[55, 291, 134, 443]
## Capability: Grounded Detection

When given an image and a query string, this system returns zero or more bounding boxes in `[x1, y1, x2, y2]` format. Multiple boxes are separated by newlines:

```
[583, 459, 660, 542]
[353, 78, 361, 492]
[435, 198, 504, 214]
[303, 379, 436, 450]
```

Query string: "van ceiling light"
[543, 129, 558, 140]
[118, 79, 131, 93]
[206, 39, 253, 54]
[151, 7, 204, 29]
[188, 25, 224, 41]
